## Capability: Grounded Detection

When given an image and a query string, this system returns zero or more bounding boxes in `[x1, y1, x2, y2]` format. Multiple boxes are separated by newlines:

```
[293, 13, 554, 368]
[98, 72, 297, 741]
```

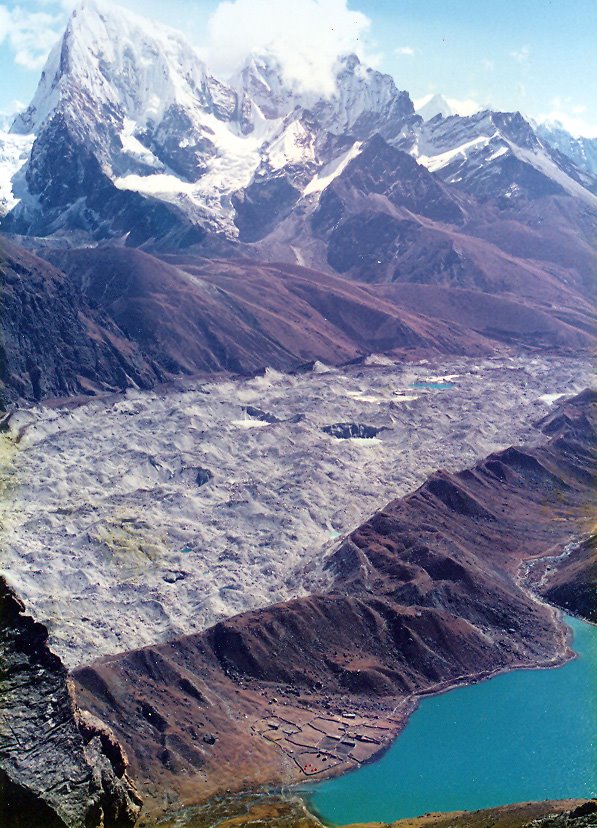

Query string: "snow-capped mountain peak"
[0, 0, 593, 248]
[233, 50, 414, 138]
[13, 0, 218, 133]
[401, 107, 596, 205]
[10, 0, 256, 206]
[313, 53, 414, 137]
[232, 51, 301, 121]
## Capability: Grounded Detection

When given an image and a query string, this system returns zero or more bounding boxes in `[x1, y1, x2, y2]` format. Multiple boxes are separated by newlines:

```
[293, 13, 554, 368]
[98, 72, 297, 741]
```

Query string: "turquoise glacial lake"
[410, 381, 456, 390]
[308, 616, 596, 825]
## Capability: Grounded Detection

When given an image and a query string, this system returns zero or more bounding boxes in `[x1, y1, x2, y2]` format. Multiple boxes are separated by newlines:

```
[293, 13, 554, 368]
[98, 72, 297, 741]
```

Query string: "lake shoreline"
[294, 591, 576, 801]
[307, 613, 596, 825]
[142, 791, 593, 828]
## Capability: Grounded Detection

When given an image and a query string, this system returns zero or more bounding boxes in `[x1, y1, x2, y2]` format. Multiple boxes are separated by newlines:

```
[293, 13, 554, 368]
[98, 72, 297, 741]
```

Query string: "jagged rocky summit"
[0, 0, 594, 250]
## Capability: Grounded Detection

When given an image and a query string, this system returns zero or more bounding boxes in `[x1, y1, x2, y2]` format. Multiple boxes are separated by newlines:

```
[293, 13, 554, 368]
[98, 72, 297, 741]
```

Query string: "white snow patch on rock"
[304, 141, 362, 195]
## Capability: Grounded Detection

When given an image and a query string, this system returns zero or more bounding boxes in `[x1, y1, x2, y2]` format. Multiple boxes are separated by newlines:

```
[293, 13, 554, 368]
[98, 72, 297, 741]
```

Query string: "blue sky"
[0, 0, 595, 136]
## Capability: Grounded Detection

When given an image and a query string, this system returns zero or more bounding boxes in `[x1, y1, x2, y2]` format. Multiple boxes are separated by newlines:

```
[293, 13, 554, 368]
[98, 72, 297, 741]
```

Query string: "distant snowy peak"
[535, 120, 597, 179]
[404, 109, 596, 203]
[415, 94, 456, 121]
[415, 94, 485, 122]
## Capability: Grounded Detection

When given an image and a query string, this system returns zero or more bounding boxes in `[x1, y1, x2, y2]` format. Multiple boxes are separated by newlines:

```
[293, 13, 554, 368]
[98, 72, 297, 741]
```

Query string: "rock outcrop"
[322, 422, 383, 439]
[0, 578, 142, 827]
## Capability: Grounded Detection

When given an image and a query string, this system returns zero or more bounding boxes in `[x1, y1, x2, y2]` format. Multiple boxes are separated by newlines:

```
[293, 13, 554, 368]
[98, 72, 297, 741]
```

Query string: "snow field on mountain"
[0, 132, 34, 213]
[304, 141, 363, 195]
[416, 135, 494, 173]
[0, 355, 589, 668]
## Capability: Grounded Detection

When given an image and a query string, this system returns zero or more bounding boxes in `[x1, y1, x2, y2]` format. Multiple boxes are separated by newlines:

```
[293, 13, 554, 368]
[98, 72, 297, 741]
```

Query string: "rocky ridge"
[0, 237, 159, 404]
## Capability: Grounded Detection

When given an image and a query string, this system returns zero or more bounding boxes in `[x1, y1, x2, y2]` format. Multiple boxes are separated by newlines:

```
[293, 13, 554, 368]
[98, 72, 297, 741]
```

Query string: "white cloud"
[0, 6, 64, 70]
[0, 99, 26, 115]
[538, 109, 597, 139]
[0, 5, 11, 43]
[395, 46, 415, 56]
[204, 0, 373, 95]
[481, 58, 494, 71]
[510, 45, 530, 63]
[540, 96, 597, 137]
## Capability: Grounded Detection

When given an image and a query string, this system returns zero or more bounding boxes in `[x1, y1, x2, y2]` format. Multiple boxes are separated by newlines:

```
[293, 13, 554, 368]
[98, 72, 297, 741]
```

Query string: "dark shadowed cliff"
[0, 577, 142, 827]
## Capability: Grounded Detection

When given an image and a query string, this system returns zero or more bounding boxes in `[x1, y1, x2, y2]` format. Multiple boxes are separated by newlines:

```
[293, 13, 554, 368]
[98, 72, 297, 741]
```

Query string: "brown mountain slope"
[46, 246, 593, 385]
[47, 245, 499, 375]
[4, 232, 590, 407]
[371, 282, 594, 349]
[0, 237, 158, 403]
[73, 391, 595, 814]
[526, 390, 596, 621]
[252, 135, 595, 317]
